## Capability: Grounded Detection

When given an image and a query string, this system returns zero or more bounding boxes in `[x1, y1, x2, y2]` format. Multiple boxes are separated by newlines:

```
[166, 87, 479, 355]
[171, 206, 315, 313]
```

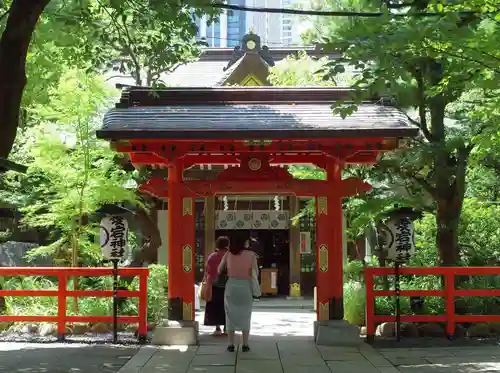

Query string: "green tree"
[1, 70, 138, 264]
[0, 0, 218, 159]
[308, 0, 499, 265]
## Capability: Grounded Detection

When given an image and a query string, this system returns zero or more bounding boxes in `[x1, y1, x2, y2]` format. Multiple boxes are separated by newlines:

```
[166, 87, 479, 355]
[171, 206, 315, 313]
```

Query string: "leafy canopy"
[0, 70, 138, 264]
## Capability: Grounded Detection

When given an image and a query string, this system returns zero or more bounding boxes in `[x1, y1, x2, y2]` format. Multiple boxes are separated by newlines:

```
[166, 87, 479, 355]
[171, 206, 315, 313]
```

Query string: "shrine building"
[97, 32, 419, 342]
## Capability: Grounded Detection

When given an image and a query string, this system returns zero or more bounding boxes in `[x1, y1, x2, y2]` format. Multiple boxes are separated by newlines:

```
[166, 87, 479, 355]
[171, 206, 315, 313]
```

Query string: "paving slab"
[117, 347, 157, 373]
[317, 346, 362, 361]
[140, 353, 192, 373]
[362, 356, 393, 367]
[387, 357, 430, 366]
[449, 347, 500, 356]
[425, 355, 499, 364]
[327, 360, 379, 373]
[281, 358, 327, 367]
[376, 367, 401, 373]
[191, 353, 236, 366]
[282, 365, 331, 373]
[187, 367, 235, 373]
[237, 343, 279, 360]
[197, 345, 234, 355]
[277, 343, 323, 359]
[235, 359, 283, 373]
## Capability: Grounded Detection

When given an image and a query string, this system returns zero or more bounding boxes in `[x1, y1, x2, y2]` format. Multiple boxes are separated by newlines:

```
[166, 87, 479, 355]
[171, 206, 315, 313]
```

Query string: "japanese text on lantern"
[100, 215, 129, 260]
[394, 217, 413, 262]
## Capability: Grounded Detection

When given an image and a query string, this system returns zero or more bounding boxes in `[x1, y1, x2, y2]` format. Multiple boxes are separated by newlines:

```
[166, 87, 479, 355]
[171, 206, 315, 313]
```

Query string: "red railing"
[365, 266, 500, 341]
[0, 267, 149, 341]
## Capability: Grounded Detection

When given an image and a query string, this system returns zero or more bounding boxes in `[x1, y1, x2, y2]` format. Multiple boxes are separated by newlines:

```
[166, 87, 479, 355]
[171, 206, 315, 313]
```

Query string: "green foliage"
[342, 198, 500, 323]
[289, 0, 499, 264]
[0, 70, 138, 264]
[343, 280, 365, 325]
[269, 51, 333, 86]
[141, 264, 168, 323]
[78, 0, 218, 86]
[413, 198, 500, 267]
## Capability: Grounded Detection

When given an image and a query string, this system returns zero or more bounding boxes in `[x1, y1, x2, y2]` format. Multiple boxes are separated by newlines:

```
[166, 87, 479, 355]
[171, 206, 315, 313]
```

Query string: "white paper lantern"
[379, 216, 415, 263]
[100, 215, 129, 260]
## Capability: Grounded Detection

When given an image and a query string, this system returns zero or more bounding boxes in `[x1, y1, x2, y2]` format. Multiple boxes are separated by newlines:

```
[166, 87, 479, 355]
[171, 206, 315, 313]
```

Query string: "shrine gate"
[97, 86, 418, 329]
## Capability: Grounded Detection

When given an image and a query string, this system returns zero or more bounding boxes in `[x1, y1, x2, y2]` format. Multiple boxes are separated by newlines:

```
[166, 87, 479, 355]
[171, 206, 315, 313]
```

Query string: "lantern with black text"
[378, 215, 415, 264]
[100, 215, 129, 260]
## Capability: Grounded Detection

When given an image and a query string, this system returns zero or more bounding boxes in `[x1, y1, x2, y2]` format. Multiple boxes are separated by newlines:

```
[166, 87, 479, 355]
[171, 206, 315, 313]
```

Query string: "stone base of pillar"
[151, 320, 199, 346]
[314, 320, 362, 346]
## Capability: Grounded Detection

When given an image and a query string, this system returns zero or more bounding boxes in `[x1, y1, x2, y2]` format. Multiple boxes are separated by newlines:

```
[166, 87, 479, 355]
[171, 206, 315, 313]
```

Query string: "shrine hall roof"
[97, 87, 420, 140]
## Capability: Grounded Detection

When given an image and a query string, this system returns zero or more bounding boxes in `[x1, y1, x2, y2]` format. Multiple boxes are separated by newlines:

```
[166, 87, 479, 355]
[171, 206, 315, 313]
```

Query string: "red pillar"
[315, 161, 344, 321]
[167, 162, 195, 321]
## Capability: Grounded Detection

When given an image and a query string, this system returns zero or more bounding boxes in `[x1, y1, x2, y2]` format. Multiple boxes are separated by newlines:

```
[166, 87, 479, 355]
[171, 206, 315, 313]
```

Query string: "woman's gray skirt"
[224, 277, 253, 332]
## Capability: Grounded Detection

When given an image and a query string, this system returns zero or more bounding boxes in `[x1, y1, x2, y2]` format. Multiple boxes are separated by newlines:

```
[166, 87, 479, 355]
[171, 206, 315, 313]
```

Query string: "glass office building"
[195, 0, 247, 47]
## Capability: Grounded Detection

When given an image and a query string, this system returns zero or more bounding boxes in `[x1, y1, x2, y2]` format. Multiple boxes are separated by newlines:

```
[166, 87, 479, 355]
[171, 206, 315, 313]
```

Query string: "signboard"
[100, 215, 129, 260]
[300, 232, 311, 254]
[379, 216, 415, 263]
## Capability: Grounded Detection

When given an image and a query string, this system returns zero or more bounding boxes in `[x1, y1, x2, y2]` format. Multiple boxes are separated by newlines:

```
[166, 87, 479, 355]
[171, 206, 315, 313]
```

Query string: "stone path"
[196, 309, 315, 338]
[117, 341, 399, 373]
[119, 342, 500, 373]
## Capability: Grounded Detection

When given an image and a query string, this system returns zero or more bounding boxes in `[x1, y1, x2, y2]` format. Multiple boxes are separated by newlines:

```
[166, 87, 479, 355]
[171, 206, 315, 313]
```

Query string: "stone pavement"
[117, 340, 400, 373]
[378, 345, 500, 372]
[3, 308, 500, 372]
[0, 342, 139, 373]
[118, 342, 500, 373]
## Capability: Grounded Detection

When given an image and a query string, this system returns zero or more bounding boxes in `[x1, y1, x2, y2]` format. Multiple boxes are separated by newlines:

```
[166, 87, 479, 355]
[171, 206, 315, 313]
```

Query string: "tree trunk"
[0, 0, 51, 159]
[436, 200, 460, 266]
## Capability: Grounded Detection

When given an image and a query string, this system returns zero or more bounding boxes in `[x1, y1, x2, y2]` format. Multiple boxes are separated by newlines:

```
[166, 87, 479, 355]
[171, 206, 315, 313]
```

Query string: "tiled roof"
[98, 103, 418, 140]
[163, 61, 229, 86]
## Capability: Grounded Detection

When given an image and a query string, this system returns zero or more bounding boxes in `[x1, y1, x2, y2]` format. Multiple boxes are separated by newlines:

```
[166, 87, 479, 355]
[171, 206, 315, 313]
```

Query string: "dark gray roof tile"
[98, 104, 419, 140]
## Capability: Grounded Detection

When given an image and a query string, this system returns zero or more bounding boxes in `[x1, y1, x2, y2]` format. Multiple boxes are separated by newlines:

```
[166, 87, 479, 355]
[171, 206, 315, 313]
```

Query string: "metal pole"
[395, 261, 401, 342]
[112, 259, 119, 344]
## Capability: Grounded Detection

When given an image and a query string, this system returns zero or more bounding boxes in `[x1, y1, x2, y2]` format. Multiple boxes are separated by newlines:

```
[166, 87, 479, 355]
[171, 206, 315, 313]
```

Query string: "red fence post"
[57, 273, 67, 341]
[444, 271, 456, 339]
[365, 268, 375, 343]
[137, 269, 148, 343]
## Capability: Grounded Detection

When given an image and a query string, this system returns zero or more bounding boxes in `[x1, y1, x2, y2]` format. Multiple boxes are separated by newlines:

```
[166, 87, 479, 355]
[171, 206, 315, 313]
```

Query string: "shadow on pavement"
[0, 343, 139, 373]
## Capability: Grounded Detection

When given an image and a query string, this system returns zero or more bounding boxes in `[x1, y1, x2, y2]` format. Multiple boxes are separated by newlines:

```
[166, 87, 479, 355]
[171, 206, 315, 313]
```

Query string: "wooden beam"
[140, 177, 372, 199]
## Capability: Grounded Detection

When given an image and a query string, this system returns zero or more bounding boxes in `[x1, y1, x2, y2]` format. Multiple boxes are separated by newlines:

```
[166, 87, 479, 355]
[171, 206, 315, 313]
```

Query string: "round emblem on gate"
[248, 158, 262, 171]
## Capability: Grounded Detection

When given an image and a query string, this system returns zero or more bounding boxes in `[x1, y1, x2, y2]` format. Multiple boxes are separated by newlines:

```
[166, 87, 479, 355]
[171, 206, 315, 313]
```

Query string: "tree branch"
[95, 0, 142, 85]
[414, 65, 434, 142]
[0, 9, 10, 22]
[426, 43, 500, 73]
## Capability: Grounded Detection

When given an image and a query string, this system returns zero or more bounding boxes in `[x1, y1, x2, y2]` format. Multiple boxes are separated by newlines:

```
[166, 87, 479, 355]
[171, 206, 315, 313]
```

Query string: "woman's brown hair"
[215, 236, 230, 251]
[229, 235, 246, 255]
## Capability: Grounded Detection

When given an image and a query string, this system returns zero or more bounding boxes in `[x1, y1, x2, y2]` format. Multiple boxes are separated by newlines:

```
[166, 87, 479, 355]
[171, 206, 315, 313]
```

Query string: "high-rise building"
[195, 0, 303, 47]
[196, 0, 248, 47]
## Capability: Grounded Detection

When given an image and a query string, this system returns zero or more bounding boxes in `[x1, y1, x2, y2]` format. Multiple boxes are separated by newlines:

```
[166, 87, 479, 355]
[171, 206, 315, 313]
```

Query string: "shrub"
[2, 264, 169, 327]
[343, 280, 365, 325]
